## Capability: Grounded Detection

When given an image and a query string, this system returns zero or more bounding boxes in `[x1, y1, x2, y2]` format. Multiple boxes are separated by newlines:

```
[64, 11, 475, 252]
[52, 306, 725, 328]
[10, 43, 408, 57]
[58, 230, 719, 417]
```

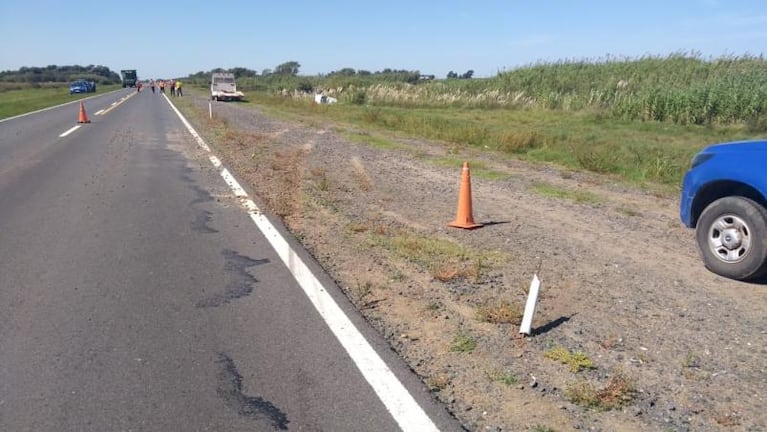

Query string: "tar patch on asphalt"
[215, 352, 289, 430]
[196, 249, 269, 308]
[192, 210, 218, 233]
[190, 185, 215, 204]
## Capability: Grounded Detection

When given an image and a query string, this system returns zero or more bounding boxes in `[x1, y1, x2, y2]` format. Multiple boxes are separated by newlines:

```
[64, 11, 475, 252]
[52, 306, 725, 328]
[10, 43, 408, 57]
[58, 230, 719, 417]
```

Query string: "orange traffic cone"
[77, 101, 90, 124]
[448, 161, 483, 229]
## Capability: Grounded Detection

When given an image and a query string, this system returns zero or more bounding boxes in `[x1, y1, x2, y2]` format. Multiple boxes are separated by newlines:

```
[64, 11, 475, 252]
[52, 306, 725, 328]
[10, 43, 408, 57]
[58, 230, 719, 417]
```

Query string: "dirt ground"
[177, 92, 766, 432]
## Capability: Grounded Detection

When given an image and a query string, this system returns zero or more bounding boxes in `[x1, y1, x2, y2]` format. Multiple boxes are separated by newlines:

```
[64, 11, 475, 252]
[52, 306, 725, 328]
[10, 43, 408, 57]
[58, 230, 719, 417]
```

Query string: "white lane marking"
[100, 91, 137, 116]
[163, 93, 211, 152]
[54, 92, 135, 137]
[59, 125, 81, 137]
[240, 198, 259, 213]
[220, 168, 248, 197]
[165, 97, 440, 432]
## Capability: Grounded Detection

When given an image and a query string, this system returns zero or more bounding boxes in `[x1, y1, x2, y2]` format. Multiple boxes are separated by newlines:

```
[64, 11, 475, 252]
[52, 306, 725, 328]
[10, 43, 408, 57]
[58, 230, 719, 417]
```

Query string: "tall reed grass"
[238, 53, 766, 128]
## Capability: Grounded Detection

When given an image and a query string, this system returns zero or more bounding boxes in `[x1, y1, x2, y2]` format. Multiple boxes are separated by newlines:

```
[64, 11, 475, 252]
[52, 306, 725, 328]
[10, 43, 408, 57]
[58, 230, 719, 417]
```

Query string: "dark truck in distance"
[680, 140, 767, 280]
[121, 69, 137, 88]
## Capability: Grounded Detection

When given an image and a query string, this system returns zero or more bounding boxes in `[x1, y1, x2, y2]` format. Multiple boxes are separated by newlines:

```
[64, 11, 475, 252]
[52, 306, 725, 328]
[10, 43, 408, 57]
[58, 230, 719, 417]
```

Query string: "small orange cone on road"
[77, 101, 90, 124]
[448, 161, 483, 229]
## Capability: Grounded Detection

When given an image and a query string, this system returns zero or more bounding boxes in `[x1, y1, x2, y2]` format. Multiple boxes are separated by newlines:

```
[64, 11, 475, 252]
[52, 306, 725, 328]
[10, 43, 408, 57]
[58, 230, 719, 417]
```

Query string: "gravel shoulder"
[177, 93, 767, 432]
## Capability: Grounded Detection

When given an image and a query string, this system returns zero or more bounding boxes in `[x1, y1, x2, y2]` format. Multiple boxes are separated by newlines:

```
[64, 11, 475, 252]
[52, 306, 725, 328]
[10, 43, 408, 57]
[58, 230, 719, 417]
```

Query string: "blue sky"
[1, 0, 765, 79]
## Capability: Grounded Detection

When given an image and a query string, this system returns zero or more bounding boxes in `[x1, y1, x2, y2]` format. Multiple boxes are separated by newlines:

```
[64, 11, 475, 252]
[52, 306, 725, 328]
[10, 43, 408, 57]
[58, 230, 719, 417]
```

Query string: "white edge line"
[249, 211, 440, 432]
[59, 125, 80, 137]
[163, 94, 211, 152]
[94, 109, 105, 115]
[221, 168, 248, 197]
[164, 96, 440, 432]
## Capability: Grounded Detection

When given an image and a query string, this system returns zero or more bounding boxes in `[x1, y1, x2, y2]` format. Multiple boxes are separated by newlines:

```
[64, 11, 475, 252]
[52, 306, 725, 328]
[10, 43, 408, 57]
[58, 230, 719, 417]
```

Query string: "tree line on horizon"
[186, 61, 426, 82]
[0, 65, 122, 85]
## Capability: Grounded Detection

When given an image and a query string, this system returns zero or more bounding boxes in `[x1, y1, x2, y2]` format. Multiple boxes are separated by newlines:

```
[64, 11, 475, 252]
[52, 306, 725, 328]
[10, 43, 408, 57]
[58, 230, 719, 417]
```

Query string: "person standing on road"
[150, 79, 156, 94]
[175, 80, 183, 97]
[159, 80, 165, 94]
[169, 79, 175, 96]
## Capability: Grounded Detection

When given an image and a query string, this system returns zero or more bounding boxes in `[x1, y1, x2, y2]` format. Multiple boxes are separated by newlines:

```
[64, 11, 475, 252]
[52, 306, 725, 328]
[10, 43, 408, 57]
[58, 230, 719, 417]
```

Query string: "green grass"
[449, 332, 477, 353]
[366, 228, 508, 282]
[6, 73, 764, 195]
[485, 369, 519, 385]
[0, 85, 121, 119]
[531, 182, 603, 204]
[544, 346, 597, 373]
[339, 130, 407, 151]
[433, 157, 509, 180]
[233, 91, 759, 193]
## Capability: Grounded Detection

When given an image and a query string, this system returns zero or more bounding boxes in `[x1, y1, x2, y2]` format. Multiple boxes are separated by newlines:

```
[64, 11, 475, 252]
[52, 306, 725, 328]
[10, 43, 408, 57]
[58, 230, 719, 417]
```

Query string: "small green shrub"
[486, 369, 519, 385]
[450, 333, 477, 353]
[544, 346, 596, 372]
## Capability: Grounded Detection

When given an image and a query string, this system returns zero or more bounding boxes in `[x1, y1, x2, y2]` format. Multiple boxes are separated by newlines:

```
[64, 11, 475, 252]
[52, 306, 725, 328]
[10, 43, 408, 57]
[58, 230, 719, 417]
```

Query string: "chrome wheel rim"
[708, 214, 752, 263]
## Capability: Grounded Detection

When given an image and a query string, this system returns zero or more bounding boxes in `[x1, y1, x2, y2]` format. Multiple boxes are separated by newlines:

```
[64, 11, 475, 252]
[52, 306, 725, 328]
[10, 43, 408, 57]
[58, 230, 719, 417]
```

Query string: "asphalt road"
[0, 89, 463, 431]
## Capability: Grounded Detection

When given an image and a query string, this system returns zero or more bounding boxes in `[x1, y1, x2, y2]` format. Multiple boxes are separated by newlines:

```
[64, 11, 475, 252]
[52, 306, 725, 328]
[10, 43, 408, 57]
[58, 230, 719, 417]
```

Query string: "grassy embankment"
[0, 85, 121, 119]
[212, 54, 767, 193]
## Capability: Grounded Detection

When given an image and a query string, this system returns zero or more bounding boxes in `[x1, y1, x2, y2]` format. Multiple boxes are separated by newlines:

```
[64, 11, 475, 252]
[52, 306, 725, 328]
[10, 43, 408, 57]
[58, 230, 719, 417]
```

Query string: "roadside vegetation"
[0, 65, 122, 118]
[181, 53, 766, 192]
[3, 55, 765, 191]
[0, 86, 121, 119]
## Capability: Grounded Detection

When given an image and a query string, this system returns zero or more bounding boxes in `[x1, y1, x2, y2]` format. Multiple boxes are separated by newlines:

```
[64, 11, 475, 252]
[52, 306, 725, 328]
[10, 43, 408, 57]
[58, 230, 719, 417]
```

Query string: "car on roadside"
[69, 79, 96, 95]
[680, 139, 767, 280]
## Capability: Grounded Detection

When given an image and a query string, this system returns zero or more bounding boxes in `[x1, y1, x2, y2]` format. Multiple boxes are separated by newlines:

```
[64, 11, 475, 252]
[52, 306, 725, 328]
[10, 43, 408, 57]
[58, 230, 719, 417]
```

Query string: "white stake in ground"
[519, 273, 541, 336]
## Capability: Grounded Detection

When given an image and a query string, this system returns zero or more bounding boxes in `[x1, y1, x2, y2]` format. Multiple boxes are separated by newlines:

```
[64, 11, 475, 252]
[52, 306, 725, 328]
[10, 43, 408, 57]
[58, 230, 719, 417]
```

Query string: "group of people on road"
[136, 79, 182, 96]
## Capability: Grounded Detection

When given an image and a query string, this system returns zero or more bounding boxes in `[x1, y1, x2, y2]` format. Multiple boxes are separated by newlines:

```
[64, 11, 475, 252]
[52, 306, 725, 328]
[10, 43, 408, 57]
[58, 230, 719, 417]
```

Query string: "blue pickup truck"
[680, 140, 767, 280]
[69, 79, 96, 94]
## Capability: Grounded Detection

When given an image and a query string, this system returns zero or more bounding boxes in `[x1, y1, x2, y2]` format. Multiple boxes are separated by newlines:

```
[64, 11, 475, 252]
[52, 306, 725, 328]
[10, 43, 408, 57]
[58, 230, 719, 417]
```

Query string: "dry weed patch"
[680, 351, 710, 380]
[347, 222, 369, 233]
[313, 171, 330, 192]
[566, 374, 635, 410]
[267, 149, 308, 218]
[715, 413, 742, 427]
[354, 280, 375, 307]
[351, 157, 372, 191]
[476, 300, 523, 324]
[427, 373, 451, 391]
[368, 229, 506, 284]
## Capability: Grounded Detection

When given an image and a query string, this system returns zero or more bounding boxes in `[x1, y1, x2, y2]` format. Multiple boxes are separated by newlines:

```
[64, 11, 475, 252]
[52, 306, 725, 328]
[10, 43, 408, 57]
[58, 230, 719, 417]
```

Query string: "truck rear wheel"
[695, 196, 767, 280]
